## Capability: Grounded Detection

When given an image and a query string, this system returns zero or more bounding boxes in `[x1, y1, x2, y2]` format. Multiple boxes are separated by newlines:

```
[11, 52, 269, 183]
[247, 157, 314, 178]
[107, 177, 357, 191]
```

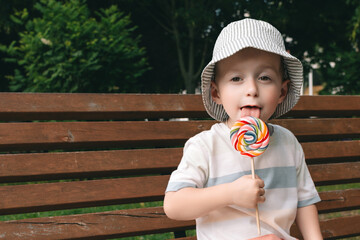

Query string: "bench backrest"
[0, 93, 359, 239]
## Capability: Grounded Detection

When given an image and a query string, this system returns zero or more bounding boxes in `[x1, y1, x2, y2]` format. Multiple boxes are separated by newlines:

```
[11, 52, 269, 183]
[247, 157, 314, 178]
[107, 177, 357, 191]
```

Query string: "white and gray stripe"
[201, 18, 303, 121]
[166, 166, 298, 192]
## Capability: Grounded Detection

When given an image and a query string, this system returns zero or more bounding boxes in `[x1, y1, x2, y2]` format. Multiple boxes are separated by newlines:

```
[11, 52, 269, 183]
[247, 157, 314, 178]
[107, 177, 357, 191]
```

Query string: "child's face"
[211, 48, 289, 127]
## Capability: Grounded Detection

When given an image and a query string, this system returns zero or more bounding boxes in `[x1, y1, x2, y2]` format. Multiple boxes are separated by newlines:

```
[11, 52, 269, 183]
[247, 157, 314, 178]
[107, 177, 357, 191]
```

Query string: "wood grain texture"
[0, 94, 358, 120]
[309, 162, 360, 185]
[1, 171, 358, 215]
[0, 121, 215, 151]
[0, 93, 208, 120]
[301, 140, 360, 163]
[0, 207, 194, 240]
[291, 215, 360, 239]
[0, 119, 358, 151]
[317, 189, 360, 213]
[284, 95, 360, 118]
[1, 207, 359, 240]
[0, 148, 182, 182]
[0, 175, 170, 215]
[270, 118, 360, 141]
[0, 94, 358, 239]
[1, 141, 358, 182]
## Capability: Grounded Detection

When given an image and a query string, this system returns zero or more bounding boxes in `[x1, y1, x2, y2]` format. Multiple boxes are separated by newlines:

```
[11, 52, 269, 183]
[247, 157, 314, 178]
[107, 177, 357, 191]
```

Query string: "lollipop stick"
[251, 157, 261, 236]
[251, 157, 256, 179]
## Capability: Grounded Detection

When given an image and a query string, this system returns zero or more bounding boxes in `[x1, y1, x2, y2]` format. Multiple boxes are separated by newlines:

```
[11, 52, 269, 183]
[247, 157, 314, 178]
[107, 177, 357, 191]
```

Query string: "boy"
[164, 19, 322, 240]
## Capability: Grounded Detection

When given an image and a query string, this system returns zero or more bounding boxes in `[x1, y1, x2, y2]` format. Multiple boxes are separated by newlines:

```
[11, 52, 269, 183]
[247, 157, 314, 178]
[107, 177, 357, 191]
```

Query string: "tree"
[0, 0, 149, 93]
[134, 0, 218, 93]
[1, 0, 359, 94]
[134, 0, 273, 93]
[133, 0, 343, 93]
[319, 0, 360, 94]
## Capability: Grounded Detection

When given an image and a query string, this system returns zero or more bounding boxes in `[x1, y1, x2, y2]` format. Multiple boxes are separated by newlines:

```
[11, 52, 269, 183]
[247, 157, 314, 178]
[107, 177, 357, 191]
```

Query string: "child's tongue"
[240, 107, 260, 118]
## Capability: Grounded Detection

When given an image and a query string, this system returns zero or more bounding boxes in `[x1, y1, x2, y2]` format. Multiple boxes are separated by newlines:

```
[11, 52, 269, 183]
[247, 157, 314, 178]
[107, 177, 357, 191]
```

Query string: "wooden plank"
[309, 162, 360, 185]
[1, 207, 359, 240]
[0, 119, 359, 151]
[285, 95, 360, 117]
[319, 215, 360, 239]
[271, 118, 360, 141]
[0, 121, 215, 151]
[291, 215, 360, 239]
[317, 189, 360, 213]
[1, 141, 358, 183]
[0, 93, 208, 121]
[1, 163, 359, 215]
[302, 140, 360, 163]
[0, 207, 195, 240]
[0, 148, 182, 183]
[0, 175, 170, 215]
[0, 94, 358, 121]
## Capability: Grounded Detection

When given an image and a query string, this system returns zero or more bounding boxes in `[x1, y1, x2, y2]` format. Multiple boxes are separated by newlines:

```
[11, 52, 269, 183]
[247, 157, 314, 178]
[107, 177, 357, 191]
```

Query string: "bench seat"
[0, 93, 359, 239]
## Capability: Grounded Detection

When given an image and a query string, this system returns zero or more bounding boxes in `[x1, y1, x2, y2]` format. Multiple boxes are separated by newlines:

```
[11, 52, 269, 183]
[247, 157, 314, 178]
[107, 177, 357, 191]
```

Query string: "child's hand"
[228, 175, 265, 208]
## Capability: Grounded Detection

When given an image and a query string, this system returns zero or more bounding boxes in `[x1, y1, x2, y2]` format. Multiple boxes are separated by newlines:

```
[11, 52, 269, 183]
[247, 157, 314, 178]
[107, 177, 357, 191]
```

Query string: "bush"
[1, 0, 149, 93]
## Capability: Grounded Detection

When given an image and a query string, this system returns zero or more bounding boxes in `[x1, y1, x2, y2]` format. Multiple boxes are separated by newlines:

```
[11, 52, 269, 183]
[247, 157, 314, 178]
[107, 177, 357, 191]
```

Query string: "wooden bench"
[0, 93, 359, 239]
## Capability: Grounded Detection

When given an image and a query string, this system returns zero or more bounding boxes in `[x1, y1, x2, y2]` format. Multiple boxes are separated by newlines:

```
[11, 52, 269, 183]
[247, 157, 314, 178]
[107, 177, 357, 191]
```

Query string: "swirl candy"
[230, 116, 269, 157]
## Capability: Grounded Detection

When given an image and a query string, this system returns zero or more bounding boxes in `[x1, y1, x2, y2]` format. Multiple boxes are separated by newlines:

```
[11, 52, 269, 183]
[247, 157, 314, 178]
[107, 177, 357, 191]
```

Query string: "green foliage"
[1, 0, 149, 93]
[1, 0, 360, 94]
[319, 1, 360, 95]
[320, 50, 360, 95]
[349, 0, 360, 49]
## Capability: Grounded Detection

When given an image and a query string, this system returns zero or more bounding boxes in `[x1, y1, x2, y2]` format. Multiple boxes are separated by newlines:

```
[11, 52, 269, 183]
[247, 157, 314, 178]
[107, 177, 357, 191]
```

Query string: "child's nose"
[245, 78, 259, 97]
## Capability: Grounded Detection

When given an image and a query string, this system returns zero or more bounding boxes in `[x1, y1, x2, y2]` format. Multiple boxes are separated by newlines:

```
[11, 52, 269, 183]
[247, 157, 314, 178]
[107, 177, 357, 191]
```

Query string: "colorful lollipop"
[230, 116, 269, 157]
[230, 116, 270, 236]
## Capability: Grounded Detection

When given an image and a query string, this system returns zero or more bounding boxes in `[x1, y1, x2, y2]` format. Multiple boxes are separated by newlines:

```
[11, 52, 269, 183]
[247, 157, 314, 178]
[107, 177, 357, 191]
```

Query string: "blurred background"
[0, 0, 359, 95]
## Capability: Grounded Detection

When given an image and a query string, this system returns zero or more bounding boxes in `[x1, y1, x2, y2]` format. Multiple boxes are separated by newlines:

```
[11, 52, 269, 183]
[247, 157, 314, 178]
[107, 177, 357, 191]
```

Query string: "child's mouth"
[240, 106, 261, 118]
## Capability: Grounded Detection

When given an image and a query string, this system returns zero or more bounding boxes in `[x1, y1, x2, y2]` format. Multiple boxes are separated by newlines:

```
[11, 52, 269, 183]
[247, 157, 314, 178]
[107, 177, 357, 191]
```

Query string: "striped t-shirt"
[166, 123, 320, 240]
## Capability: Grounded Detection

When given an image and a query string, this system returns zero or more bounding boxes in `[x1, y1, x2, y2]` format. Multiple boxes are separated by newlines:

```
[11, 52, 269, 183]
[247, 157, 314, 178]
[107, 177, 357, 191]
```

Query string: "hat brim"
[201, 38, 303, 121]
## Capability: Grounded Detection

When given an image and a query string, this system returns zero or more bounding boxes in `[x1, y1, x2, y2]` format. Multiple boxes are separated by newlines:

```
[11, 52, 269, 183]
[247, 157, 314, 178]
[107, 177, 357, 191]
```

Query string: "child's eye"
[231, 77, 242, 82]
[259, 76, 271, 81]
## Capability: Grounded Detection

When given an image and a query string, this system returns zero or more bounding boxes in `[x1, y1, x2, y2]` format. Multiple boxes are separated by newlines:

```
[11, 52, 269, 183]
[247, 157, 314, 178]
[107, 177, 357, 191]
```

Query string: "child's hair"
[201, 18, 303, 121]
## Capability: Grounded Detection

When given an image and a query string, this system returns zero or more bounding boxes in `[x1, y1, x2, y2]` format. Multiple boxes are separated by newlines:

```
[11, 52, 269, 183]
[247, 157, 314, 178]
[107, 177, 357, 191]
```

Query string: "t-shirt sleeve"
[165, 135, 209, 192]
[296, 142, 321, 208]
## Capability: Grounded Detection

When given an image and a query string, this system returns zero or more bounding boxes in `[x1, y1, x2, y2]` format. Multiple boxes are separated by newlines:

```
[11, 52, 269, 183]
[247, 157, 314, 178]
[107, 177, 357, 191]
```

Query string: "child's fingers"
[256, 186, 265, 198]
[258, 187, 266, 203]
[257, 185, 266, 204]
[259, 187, 265, 196]
[254, 176, 265, 188]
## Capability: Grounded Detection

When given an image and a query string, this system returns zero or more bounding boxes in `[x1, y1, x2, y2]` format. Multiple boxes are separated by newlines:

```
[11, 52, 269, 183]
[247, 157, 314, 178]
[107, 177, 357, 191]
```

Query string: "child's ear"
[211, 81, 222, 105]
[278, 79, 290, 104]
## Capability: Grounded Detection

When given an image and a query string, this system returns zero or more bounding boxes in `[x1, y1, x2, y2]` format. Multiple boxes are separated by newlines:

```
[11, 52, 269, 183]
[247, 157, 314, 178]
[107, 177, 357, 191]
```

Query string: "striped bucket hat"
[201, 18, 303, 121]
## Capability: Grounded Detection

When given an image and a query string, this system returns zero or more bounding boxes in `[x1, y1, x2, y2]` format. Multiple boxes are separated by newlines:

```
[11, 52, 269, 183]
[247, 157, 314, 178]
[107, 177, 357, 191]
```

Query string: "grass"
[316, 183, 360, 192]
